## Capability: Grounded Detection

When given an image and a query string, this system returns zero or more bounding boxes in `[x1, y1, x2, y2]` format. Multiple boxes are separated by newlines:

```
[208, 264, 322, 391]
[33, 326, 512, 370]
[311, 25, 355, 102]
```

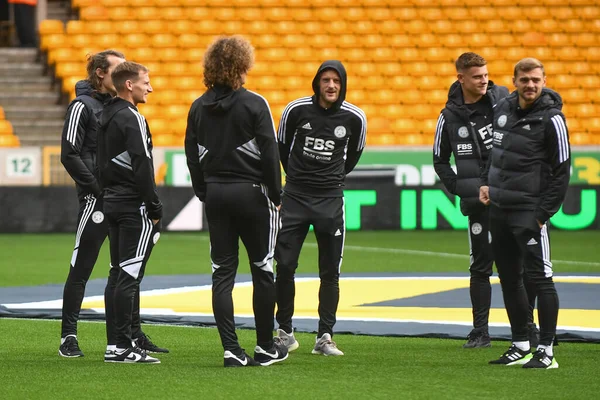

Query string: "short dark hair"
[455, 52, 487, 72]
[514, 57, 545, 77]
[203, 35, 254, 90]
[86, 49, 125, 90]
[111, 61, 148, 92]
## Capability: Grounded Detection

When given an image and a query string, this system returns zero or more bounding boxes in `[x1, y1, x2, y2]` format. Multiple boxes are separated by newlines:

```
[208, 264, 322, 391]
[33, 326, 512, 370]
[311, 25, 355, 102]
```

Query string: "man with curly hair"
[184, 35, 288, 367]
[274, 60, 367, 356]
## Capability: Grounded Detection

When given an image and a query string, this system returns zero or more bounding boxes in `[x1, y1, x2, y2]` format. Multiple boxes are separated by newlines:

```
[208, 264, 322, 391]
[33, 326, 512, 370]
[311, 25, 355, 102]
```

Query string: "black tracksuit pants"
[205, 182, 279, 353]
[275, 191, 345, 338]
[467, 209, 494, 332]
[490, 205, 558, 346]
[61, 195, 144, 345]
[106, 205, 159, 349]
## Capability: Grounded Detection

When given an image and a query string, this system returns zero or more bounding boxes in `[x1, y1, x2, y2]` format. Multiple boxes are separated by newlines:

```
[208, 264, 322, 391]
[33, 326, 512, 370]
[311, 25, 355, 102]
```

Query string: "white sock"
[513, 341, 530, 352]
[538, 344, 553, 356]
[61, 335, 76, 345]
[106, 345, 116, 352]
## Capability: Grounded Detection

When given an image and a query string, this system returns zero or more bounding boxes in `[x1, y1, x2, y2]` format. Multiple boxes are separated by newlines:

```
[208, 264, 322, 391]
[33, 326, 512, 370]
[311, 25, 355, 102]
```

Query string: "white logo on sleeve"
[523, 124, 531, 130]
[458, 126, 469, 138]
[471, 223, 482, 235]
[91, 211, 104, 224]
[334, 126, 347, 138]
[527, 238, 538, 245]
[498, 115, 507, 127]
[334, 229, 342, 236]
[153, 232, 161, 244]
[302, 122, 312, 130]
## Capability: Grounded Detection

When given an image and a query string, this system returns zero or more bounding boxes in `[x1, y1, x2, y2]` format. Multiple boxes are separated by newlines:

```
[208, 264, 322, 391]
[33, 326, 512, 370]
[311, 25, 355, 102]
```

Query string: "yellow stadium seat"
[527, 46, 554, 61]
[378, 20, 404, 34]
[139, 104, 165, 119]
[562, 88, 588, 103]
[398, 88, 424, 104]
[152, 34, 178, 48]
[445, 8, 470, 20]
[392, 7, 417, 21]
[71, 0, 96, 8]
[572, 33, 597, 47]
[434, 61, 457, 77]
[55, 62, 85, 79]
[390, 75, 413, 90]
[520, 32, 546, 47]
[482, 19, 507, 33]
[353, 20, 377, 35]
[581, 74, 600, 89]
[390, 118, 418, 134]
[584, 47, 600, 61]
[367, 7, 393, 21]
[467, 33, 490, 48]
[473, 7, 497, 21]
[586, 118, 600, 133]
[396, 47, 420, 61]
[48, 48, 82, 65]
[576, 6, 600, 20]
[430, 20, 454, 34]
[79, 6, 109, 20]
[377, 62, 402, 77]
[95, 33, 121, 49]
[414, 33, 437, 48]
[511, 19, 533, 33]
[427, 89, 450, 105]
[537, 18, 560, 33]
[563, 19, 585, 33]
[423, 47, 453, 62]
[587, 20, 600, 33]
[371, 47, 396, 62]
[491, 33, 516, 47]
[418, 7, 444, 21]
[344, 7, 367, 21]
[273, 21, 300, 35]
[39, 33, 66, 51]
[554, 47, 580, 61]
[550, 74, 577, 90]
[291, 8, 314, 21]
[39, 19, 64, 36]
[127, 47, 155, 62]
[0, 120, 14, 135]
[0, 106, 4, 120]
[388, 34, 413, 48]
[405, 20, 428, 34]
[0, 134, 20, 147]
[439, 33, 464, 48]
[367, 118, 390, 135]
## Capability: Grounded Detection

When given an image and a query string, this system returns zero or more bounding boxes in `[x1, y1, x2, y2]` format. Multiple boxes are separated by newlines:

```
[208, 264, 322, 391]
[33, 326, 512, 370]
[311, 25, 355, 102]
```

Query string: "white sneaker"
[311, 333, 344, 356]
[274, 329, 299, 352]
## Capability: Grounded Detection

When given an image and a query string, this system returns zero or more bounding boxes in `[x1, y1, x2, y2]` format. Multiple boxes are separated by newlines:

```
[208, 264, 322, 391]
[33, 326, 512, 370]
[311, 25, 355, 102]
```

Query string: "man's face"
[130, 71, 153, 105]
[319, 69, 341, 108]
[98, 55, 125, 95]
[513, 67, 546, 107]
[458, 65, 489, 99]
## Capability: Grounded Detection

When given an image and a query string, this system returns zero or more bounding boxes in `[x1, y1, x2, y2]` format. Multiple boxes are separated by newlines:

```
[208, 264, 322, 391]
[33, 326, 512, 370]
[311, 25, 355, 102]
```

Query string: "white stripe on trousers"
[70, 194, 96, 266]
[541, 224, 553, 278]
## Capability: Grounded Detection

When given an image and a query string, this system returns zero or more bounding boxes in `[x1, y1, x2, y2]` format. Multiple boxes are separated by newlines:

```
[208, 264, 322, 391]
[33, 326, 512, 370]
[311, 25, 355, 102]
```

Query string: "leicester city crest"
[498, 115, 507, 128]
[334, 126, 347, 138]
[458, 126, 469, 138]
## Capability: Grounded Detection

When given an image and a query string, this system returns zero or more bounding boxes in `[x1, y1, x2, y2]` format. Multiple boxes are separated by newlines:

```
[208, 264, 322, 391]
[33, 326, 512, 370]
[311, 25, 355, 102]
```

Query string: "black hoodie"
[482, 88, 571, 223]
[278, 60, 367, 197]
[433, 80, 509, 216]
[60, 80, 112, 200]
[97, 97, 162, 219]
[184, 84, 282, 205]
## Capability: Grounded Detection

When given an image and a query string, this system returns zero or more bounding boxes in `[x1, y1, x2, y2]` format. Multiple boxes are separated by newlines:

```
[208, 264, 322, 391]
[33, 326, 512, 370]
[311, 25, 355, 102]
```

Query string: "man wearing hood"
[184, 36, 287, 367]
[481, 58, 570, 369]
[433, 52, 510, 348]
[274, 60, 367, 356]
[97, 61, 164, 364]
[59, 50, 168, 359]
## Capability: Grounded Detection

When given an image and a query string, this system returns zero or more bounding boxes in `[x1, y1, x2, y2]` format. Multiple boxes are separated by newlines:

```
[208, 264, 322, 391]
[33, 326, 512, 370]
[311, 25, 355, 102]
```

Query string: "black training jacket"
[184, 84, 282, 206]
[97, 97, 162, 219]
[277, 60, 367, 197]
[60, 80, 111, 201]
[433, 80, 509, 216]
[482, 88, 571, 224]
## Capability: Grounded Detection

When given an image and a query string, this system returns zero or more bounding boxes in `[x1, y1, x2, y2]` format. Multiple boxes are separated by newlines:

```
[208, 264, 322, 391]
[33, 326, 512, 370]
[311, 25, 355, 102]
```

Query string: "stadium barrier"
[1, 183, 598, 233]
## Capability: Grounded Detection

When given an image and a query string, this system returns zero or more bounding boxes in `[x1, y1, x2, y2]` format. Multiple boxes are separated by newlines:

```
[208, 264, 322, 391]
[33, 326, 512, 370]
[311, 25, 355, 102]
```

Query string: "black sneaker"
[527, 323, 540, 348]
[463, 330, 491, 348]
[489, 344, 532, 366]
[108, 346, 160, 364]
[59, 336, 84, 358]
[523, 348, 559, 369]
[135, 334, 169, 353]
[224, 350, 260, 367]
[254, 341, 289, 366]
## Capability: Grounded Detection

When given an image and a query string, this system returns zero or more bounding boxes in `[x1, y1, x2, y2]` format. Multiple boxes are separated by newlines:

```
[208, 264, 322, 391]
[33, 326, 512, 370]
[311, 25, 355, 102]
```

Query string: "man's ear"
[125, 80, 133, 91]
[457, 72, 464, 84]
[96, 67, 105, 80]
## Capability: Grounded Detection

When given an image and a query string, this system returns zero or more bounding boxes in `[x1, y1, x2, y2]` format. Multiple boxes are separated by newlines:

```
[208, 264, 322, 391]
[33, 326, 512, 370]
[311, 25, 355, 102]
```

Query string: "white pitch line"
[303, 243, 600, 267]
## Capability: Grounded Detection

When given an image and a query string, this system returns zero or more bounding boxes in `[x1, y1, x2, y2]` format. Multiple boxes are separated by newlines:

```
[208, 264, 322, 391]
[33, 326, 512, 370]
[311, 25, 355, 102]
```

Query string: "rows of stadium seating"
[28, 2, 600, 147]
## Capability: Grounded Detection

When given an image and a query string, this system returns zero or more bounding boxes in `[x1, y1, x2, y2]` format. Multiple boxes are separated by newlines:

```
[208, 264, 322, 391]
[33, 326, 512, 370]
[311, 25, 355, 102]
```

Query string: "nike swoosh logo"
[263, 350, 278, 358]
[225, 351, 248, 365]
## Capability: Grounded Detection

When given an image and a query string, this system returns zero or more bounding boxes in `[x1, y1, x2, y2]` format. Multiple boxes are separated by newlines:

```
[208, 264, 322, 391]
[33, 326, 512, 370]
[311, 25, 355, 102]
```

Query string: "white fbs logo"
[303, 136, 334, 161]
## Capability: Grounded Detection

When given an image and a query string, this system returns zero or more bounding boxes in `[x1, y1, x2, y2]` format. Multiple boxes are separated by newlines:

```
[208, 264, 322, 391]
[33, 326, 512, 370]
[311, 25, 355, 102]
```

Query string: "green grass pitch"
[1, 231, 599, 399]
